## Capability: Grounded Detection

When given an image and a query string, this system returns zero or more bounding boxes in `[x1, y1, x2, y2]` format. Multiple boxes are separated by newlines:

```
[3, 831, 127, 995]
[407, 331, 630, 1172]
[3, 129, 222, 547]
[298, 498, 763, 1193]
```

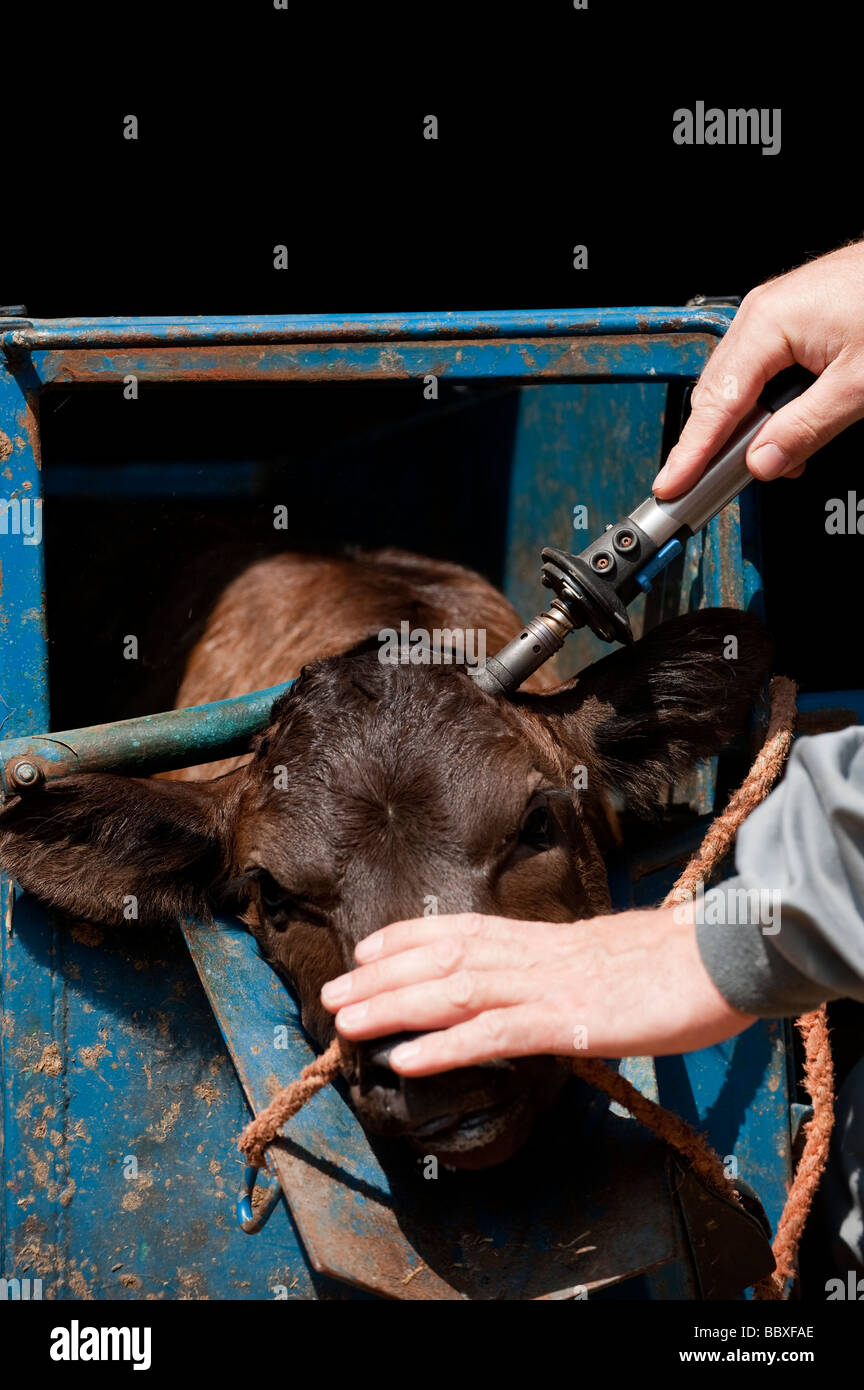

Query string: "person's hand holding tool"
[653, 241, 864, 497]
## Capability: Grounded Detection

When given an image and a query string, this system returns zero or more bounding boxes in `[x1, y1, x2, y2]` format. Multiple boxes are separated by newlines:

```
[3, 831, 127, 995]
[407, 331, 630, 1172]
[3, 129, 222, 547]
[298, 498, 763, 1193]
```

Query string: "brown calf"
[0, 549, 771, 1167]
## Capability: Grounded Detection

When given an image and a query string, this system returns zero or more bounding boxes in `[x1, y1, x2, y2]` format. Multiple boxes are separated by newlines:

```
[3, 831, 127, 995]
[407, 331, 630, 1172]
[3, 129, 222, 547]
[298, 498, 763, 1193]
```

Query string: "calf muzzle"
[343, 1030, 524, 1139]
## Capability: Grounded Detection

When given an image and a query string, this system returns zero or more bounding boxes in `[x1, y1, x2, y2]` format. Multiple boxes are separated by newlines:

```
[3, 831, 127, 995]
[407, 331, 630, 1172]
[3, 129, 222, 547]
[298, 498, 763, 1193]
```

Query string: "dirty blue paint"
[655, 1024, 795, 1240]
[1, 306, 736, 350]
[0, 355, 48, 738]
[0, 340, 58, 1298]
[2, 896, 353, 1300]
[24, 338, 717, 388]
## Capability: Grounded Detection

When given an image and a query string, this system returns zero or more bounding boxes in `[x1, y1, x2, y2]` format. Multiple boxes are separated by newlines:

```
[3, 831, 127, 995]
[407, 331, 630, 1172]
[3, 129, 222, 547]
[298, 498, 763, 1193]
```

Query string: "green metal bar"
[0, 680, 293, 792]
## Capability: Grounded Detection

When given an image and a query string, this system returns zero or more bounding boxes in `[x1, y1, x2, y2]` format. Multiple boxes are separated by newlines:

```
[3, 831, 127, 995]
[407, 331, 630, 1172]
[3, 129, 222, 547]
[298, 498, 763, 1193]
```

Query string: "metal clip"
[236, 1162, 283, 1234]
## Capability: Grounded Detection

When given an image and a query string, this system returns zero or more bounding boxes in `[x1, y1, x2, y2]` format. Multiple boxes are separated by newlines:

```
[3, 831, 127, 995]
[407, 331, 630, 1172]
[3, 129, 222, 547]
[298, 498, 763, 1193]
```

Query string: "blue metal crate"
[0, 307, 817, 1299]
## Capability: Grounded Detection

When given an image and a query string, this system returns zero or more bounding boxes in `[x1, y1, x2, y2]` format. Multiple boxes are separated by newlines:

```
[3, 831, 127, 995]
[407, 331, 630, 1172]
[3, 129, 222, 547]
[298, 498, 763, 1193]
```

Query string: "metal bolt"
[10, 760, 43, 790]
[594, 555, 610, 570]
[612, 528, 638, 557]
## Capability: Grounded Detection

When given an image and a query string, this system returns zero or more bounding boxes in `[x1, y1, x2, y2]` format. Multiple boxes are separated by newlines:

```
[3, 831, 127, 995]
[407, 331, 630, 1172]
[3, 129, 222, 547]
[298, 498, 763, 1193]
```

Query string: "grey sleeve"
[695, 726, 864, 1017]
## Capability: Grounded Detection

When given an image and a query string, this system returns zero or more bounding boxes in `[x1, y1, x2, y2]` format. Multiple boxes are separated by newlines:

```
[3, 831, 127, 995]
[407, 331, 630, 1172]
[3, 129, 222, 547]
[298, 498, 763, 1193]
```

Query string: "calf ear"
[0, 773, 235, 926]
[514, 609, 772, 814]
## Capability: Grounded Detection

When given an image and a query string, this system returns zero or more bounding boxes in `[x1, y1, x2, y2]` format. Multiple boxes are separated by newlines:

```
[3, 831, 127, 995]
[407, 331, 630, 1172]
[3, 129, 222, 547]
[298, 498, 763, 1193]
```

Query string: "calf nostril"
[365, 1031, 421, 1071]
[357, 1031, 420, 1093]
[361, 1063, 401, 1094]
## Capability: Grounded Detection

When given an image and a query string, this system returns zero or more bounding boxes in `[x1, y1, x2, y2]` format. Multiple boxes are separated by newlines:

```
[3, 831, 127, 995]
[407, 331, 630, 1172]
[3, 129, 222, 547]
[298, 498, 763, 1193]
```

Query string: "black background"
[6, 3, 859, 315]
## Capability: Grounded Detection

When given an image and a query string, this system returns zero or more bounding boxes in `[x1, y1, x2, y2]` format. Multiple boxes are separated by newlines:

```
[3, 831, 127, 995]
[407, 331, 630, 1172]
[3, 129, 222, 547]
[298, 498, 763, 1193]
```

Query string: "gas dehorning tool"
[472, 365, 814, 696]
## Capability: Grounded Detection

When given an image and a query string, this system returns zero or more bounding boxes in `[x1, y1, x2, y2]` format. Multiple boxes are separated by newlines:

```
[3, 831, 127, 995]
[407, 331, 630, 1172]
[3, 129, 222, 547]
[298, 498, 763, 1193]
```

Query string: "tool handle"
[630, 365, 816, 549]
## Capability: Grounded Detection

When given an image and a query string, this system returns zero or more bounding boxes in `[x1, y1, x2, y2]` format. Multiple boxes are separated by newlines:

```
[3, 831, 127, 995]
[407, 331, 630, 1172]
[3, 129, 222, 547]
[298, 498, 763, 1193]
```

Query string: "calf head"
[0, 609, 771, 1168]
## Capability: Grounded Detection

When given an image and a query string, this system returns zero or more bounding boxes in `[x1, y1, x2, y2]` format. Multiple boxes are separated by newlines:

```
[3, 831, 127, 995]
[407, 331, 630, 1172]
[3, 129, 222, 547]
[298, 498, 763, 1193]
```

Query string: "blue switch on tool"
[635, 538, 684, 593]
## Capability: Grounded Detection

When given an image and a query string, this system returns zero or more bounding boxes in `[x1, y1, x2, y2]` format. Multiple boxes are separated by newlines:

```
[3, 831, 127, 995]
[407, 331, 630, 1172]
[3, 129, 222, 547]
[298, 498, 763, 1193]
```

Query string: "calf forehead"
[237, 663, 547, 878]
[254, 717, 536, 863]
[292, 662, 535, 778]
[334, 845, 479, 946]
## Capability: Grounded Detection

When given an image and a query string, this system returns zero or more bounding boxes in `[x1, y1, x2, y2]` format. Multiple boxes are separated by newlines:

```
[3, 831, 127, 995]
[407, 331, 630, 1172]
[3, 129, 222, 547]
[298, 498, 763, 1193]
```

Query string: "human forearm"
[695, 727, 864, 1017]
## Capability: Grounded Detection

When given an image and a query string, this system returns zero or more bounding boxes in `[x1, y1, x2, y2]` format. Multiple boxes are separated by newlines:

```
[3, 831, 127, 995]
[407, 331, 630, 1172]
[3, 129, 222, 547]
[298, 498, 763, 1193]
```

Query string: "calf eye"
[252, 869, 291, 916]
[519, 803, 551, 851]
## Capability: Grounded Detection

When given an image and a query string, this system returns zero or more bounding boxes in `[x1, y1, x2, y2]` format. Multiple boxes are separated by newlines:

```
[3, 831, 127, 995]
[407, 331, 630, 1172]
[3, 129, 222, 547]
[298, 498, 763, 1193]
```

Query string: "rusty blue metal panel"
[0, 357, 48, 737]
[25, 337, 715, 388]
[679, 498, 763, 617]
[0, 306, 736, 350]
[655, 1025, 794, 1240]
[1, 895, 353, 1300]
[2, 305, 737, 391]
[0, 352, 55, 1298]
